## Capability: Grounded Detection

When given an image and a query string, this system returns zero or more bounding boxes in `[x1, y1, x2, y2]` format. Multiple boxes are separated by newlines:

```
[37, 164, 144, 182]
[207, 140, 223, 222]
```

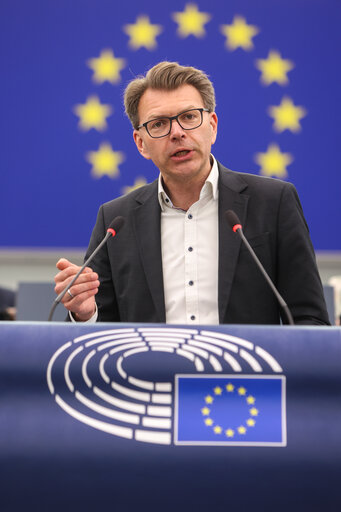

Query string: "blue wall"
[1, 0, 340, 249]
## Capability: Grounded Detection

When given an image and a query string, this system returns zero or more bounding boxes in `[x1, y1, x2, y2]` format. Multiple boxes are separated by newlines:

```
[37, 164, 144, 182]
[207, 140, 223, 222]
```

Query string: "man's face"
[133, 85, 218, 187]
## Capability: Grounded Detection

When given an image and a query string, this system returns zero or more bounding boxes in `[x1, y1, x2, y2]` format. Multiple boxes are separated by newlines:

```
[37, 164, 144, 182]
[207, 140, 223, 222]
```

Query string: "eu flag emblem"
[175, 375, 286, 446]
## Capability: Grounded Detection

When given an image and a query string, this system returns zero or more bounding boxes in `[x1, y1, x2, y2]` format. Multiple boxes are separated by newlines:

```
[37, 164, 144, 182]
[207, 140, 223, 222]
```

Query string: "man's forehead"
[138, 84, 204, 119]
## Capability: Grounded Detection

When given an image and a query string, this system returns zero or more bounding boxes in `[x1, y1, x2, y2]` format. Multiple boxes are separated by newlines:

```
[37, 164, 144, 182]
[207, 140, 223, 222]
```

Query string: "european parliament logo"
[47, 327, 287, 447]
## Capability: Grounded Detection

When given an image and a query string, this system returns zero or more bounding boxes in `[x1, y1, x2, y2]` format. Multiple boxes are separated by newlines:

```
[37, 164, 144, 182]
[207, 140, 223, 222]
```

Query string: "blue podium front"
[1, 322, 340, 511]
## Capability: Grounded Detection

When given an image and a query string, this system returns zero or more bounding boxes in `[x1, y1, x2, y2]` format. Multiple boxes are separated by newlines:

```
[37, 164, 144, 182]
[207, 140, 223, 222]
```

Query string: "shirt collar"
[158, 155, 219, 211]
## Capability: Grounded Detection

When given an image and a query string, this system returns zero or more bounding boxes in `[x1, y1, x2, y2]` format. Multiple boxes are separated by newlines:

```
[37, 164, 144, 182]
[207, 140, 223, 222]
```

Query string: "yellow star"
[213, 425, 222, 434]
[87, 49, 126, 84]
[238, 387, 247, 396]
[226, 383, 234, 392]
[213, 386, 223, 395]
[246, 396, 256, 405]
[268, 96, 307, 133]
[225, 429, 234, 438]
[201, 407, 210, 416]
[86, 142, 124, 179]
[172, 3, 211, 38]
[255, 143, 293, 178]
[205, 418, 213, 426]
[205, 395, 214, 404]
[221, 15, 259, 51]
[256, 50, 294, 86]
[124, 15, 163, 50]
[73, 96, 112, 132]
[250, 407, 259, 417]
[238, 426, 247, 435]
[247, 418, 256, 427]
[122, 177, 147, 195]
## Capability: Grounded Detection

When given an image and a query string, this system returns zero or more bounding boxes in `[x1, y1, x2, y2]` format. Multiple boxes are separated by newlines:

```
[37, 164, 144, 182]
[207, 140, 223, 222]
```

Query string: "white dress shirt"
[158, 156, 219, 324]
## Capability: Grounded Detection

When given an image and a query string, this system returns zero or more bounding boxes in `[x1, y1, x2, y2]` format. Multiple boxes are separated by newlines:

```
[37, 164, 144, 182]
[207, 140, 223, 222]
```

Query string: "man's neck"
[162, 175, 207, 211]
[161, 157, 214, 210]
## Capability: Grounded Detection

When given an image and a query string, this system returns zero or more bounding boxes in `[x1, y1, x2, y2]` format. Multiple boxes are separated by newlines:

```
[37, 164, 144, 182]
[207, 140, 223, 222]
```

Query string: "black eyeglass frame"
[136, 108, 210, 138]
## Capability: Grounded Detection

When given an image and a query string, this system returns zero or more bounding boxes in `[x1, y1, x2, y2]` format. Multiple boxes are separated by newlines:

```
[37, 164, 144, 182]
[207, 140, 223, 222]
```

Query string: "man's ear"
[210, 112, 218, 145]
[133, 130, 151, 160]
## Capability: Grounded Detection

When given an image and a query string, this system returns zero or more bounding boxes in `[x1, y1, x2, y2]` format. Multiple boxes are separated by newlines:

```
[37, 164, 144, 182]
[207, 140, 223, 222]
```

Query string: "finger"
[55, 272, 99, 298]
[55, 265, 98, 286]
[71, 288, 99, 306]
[65, 280, 100, 301]
[56, 258, 74, 271]
[62, 289, 98, 315]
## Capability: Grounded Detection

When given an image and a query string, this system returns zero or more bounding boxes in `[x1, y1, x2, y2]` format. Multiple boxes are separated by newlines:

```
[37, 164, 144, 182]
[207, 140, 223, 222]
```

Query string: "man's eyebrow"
[145, 105, 199, 121]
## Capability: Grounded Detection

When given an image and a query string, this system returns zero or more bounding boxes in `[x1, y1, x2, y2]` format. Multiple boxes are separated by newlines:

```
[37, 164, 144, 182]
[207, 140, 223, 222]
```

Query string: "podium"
[1, 322, 340, 511]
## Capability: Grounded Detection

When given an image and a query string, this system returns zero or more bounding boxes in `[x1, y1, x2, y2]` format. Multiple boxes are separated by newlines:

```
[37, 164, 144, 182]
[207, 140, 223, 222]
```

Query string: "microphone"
[48, 216, 125, 322]
[225, 210, 294, 325]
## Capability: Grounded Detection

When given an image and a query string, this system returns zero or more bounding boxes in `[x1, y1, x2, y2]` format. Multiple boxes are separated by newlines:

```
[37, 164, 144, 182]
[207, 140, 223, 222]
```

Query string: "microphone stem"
[238, 229, 294, 326]
[48, 231, 112, 322]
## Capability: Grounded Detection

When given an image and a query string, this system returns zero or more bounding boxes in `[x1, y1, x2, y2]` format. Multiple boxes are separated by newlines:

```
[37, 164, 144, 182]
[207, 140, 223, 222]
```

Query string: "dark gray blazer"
[85, 162, 329, 325]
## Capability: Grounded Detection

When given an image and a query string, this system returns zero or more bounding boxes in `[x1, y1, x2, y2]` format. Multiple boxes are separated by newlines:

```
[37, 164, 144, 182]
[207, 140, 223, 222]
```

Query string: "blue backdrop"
[1, 0, 340, 249]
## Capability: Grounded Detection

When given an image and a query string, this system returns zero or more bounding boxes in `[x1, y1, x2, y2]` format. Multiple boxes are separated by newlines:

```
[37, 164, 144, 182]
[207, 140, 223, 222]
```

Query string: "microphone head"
[225, 210, 242, 232]
[107, 216, 125, 236]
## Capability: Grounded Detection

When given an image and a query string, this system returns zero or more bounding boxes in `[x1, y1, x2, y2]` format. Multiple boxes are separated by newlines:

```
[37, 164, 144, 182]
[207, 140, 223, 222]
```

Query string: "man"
[54, 61, 329, 325]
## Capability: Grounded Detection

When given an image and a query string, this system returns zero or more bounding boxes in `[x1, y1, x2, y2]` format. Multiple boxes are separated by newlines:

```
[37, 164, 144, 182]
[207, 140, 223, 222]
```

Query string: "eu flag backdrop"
[1, 0, 340, 249]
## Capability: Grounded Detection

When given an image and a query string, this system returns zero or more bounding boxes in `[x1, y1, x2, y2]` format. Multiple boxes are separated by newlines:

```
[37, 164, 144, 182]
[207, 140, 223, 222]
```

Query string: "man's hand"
[54, 258, 100, 322]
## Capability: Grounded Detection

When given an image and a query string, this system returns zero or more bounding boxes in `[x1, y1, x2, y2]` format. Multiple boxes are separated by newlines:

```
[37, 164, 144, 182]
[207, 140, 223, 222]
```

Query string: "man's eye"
[181, 111, 199, 122]
[150, 119, 167, 130]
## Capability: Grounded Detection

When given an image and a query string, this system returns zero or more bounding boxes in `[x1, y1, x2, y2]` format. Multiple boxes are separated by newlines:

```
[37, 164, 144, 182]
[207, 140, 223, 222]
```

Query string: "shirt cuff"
[69, 304, 98, 323]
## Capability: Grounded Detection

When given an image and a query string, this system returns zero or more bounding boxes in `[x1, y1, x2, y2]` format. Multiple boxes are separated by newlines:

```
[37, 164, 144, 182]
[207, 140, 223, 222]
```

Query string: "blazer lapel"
[218, 164, 249, 322]
[132, 182, 166, 322]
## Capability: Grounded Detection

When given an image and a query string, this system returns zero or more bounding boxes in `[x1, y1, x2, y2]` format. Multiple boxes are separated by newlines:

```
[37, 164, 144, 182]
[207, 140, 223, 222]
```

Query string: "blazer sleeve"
[276, 182, 330, 325]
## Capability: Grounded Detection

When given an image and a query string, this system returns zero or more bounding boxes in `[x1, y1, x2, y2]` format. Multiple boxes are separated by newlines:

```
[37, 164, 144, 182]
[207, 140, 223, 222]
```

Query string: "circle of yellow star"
[247, 418, 256, 427]
[122, 177, 148, 195]
[226, 383, 234, 392]
[172, 3, 211, 38]
[123, 15, 163, 50]
[201, 406, 210, 416]
[213, 386, 223, 395]
[249, 407, 259, 417]
[238, 425, 247, 435]
[238, 386, 247, 396]
[86, 142, 124, 179]
[221, 15, 259, 51]
[205, 418, 214, 426]
[87, 49, 126, 84]
[246, 395, 256, 405]
[225, 429, 234, 438]
[204, 395, 214, 404]
[213, 425, 222, 434]
[268, 96, 307, 133]
[256, 50, 294, 86]
[73, 96, 112, 132]
[255, 143, 293, 178]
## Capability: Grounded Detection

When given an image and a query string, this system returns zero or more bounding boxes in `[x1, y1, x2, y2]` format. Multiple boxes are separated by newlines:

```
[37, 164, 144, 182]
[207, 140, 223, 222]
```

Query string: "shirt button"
[165, 198, 169, 203]
[188, 247, 193, 252]
[188, 214, 193, 219]
[190, 315, 196, 321]
[189, 280, 194, 286]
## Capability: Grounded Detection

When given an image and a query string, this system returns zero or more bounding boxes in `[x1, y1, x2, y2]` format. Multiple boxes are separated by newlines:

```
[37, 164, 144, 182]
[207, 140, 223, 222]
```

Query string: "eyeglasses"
[137, 108, 210, 138]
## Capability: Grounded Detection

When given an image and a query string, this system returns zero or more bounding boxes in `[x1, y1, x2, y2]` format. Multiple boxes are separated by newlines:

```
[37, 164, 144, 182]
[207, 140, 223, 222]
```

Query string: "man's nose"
[169, 119, 186, 139]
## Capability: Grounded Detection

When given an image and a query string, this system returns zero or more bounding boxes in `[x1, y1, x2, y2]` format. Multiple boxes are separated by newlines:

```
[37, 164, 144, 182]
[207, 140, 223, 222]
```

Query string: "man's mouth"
[172, 150, 191, 157]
